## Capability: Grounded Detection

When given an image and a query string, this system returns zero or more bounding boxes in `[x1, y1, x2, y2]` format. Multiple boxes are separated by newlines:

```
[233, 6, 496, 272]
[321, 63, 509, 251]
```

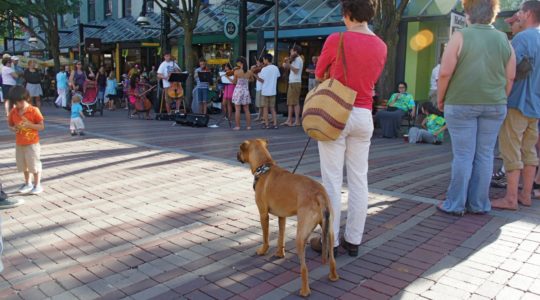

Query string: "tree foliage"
[0, 0, 80, 71]
[372, 0, 410, 99]
[154, 0, 203, 108]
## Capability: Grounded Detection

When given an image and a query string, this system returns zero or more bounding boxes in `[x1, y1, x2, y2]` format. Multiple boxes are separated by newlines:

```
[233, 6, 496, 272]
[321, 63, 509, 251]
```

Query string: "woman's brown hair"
[341, 0, 378, 23]
[463, 0, 500, 24]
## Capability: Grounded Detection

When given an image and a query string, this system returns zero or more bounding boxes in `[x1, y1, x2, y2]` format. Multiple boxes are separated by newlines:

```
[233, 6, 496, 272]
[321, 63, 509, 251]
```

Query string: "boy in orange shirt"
[7, 86, 45, 194]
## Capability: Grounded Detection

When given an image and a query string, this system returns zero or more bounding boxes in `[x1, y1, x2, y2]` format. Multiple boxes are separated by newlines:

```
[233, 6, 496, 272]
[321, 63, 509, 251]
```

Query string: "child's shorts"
[70, 118, 85, 131]
[16, 143, 42, 173]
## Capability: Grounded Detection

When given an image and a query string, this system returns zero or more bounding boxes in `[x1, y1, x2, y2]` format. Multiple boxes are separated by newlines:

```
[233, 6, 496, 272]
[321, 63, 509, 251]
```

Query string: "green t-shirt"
[445, 24, 511, 105]
[388, 92, 415, 112]
[425, 114, 446, 140]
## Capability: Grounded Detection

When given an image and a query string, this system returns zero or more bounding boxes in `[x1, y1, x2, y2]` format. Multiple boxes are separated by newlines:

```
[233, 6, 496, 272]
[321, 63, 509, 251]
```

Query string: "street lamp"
[136, 0, 151, 27]
[28, 36, 38, 44]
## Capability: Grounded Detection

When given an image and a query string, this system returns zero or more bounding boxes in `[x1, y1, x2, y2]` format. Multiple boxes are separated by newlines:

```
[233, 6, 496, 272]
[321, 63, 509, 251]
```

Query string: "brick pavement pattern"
[0, 107, 539, 300]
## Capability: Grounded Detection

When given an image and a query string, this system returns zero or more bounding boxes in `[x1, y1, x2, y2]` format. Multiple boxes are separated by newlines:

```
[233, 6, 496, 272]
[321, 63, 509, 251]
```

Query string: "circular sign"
[224, 20, 239, 40]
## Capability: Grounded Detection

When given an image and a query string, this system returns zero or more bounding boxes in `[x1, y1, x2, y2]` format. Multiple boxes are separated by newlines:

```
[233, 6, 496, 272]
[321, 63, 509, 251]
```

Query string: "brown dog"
[237, 139, 339, 296]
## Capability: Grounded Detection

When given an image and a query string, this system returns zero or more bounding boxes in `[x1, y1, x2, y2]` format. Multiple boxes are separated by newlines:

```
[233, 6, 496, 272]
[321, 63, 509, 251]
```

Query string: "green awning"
[403, 0, 519, 18]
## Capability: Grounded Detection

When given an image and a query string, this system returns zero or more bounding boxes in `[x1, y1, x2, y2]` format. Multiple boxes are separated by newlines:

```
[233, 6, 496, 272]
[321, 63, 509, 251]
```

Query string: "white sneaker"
[30, 185, 43, 195]
[18, 183, 34, 194]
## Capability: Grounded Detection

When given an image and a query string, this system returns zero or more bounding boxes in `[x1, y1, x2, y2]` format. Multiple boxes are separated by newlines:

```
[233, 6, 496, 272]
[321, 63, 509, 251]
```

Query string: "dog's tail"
[320, 194, 332, 265]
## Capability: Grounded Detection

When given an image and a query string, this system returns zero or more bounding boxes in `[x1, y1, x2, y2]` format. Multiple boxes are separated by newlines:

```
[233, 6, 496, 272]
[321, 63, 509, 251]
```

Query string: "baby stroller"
[82, 79, 104, 117]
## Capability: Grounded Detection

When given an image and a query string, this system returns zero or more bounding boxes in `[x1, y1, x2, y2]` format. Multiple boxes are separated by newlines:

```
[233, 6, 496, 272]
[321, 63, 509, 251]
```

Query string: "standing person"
[96, 66, 107, 108]
[306, 56, 318, 91]
[254, 53, 280, 129]
[309, 0, 387, 256]
[11, 56, 23, 86]
[105, 71, 118, 110]
[221, 63, 235, 120]
[157, 52, 181, 114]
[251, 58, 264, 122]
[437, 0, 516, 215]
[55, 66, 69, 108]
[429, 59, 441, 106]
[281, 45, 303, 126]
[231, 57, 252, 130]
[24, 60, 43, 108]
[8, 86, 45, 195]
[70, 62, 86, 94]
[148, 65, 158, 86]
[69, 94, 85, 136]
[1, 56, 18, 115]
[492, 0, 540, 210]
[195, 58, 210, 114]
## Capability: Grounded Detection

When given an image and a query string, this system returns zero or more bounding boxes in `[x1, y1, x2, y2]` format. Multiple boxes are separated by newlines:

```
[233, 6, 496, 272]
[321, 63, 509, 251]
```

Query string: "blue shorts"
[197, 87, 208, 103]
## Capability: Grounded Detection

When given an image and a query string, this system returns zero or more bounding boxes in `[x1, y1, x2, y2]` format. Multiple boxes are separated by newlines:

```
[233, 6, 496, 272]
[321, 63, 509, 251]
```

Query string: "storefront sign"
[141, 42, 160, 47]
[224, 20, 239, 40]
[85, 38, 101, 53]
[208, 58, 231, 65]
[450, 12, 466, 35]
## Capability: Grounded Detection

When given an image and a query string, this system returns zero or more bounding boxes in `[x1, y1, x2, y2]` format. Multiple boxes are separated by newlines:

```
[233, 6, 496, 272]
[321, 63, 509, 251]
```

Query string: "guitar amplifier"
[175, 113, 209, 127]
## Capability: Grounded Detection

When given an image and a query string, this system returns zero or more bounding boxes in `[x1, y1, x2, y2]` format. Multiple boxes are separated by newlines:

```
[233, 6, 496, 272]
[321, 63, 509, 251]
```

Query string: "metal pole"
[273, 0, 279, 65]
[79, 23, 84, 63]
[239, 0, 248, 58]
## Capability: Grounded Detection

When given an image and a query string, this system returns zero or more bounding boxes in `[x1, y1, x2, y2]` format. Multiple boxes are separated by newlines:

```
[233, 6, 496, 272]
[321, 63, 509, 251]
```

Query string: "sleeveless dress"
[232, 78, 251, 105]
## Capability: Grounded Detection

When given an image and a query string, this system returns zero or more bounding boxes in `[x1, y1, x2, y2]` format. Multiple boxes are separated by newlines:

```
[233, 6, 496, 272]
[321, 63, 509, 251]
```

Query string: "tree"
[0, 0, 80, 72]
[373, 0, 409, 99]
[154, 0, 203, 108]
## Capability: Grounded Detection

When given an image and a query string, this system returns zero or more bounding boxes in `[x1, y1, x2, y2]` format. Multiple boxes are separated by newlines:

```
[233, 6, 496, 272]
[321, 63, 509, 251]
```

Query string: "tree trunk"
[374, 17, 401, 100]
[184, 31, 194, 110]
[49, 25, 61, 73]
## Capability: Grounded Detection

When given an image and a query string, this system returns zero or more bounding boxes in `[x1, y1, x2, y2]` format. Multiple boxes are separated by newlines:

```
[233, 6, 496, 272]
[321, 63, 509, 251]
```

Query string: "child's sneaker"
[18, 183, 34, 194]
[30, 185, 43, 195]
[79, 132, 85, 136]
[71, 132, 77, 136]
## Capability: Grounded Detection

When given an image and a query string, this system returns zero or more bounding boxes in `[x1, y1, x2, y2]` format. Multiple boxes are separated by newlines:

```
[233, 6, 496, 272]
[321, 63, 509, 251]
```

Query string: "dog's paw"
[256, 245, 269, 256]
[299, 287, 311, 297]
[273, 248, 285, 258]
[329, 273, 339, 282]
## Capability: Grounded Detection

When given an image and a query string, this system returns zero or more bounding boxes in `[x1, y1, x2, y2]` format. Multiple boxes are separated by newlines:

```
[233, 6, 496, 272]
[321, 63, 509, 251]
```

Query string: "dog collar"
[253, 163, 272, 190]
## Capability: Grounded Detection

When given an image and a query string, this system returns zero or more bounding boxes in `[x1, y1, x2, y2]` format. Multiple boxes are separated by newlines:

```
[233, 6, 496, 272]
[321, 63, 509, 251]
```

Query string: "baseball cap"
[1, 53, 11, 59]
[505, 14, 519, 24]
[11, 56, 19, 61]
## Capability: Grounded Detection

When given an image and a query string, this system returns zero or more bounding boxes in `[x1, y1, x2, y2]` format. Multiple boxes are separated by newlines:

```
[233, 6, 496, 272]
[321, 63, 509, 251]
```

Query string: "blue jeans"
[441, 104, 507, 213]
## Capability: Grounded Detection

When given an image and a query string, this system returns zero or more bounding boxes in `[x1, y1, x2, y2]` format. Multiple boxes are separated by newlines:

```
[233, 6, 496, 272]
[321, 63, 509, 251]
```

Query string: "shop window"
[105, 0, 113, 18]
[88, 0, 96, 22]
[124, 0, 132, 17]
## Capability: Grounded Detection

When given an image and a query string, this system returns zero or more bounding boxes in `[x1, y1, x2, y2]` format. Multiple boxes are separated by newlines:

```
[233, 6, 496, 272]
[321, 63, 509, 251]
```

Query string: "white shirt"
[259, 65, 280, 96]
[430, 64, 440, 91]
[289, 56, 303, 83]
[1, 66, 16, 86]
[157, 60, 179, 88]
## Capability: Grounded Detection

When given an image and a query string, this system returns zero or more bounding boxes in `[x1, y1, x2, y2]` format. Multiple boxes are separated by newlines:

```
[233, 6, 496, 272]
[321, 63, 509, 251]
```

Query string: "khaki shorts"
[499, 108, 539, 171]
[16, 143, 42, 173]
[163, 88, 174, 104]
[70, 118, 85, 131]
[287, 82, 301, 106]
[261, 95, 276, 108]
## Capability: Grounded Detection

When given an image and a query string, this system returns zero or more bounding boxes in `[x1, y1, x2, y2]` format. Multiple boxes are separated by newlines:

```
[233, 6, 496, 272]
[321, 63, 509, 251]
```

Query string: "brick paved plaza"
[1, 106, 540, 300]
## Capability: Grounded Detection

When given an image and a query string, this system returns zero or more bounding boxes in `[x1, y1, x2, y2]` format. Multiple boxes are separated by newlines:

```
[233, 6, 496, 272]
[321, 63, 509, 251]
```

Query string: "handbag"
[301, 33, 357, 141]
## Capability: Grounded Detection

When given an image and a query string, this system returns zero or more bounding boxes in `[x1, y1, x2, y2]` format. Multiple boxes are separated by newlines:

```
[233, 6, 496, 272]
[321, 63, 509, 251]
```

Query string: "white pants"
[56, 88, 67, 107]
[318, 107, 373, 246]
[70, 118, 85, 131]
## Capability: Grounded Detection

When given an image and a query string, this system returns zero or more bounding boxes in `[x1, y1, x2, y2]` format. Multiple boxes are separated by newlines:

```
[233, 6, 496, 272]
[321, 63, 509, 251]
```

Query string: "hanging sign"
[450, 12, 466, 36]
[224, 20, 239, 40]
[85, 38, 101, 53]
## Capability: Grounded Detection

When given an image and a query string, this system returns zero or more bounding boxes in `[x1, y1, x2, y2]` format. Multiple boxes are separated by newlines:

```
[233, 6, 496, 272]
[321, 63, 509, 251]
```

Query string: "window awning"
[247, 0, 342, 30]
[403, 0, 520, 19]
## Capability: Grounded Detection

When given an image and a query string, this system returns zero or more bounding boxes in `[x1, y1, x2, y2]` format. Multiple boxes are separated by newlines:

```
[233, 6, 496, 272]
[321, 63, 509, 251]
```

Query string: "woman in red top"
[310, 0, 387, 257]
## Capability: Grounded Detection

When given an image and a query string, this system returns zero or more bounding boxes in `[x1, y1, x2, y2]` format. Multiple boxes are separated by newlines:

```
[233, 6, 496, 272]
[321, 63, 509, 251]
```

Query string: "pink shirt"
[316, 32, 387, 110]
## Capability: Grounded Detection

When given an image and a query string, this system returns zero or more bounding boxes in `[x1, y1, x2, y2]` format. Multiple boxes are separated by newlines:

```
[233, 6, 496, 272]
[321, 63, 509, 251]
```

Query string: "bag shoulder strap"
[332, 32, 349, 85]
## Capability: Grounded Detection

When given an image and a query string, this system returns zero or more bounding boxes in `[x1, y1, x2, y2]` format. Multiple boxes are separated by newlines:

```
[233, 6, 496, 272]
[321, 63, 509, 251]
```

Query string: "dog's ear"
[257, 139, 269, 148]
[240, 140, 250, 151]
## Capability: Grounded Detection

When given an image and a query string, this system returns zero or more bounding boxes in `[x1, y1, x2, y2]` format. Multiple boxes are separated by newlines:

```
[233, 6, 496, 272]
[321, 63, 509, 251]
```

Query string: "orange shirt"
[8, 105, 44, 145]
